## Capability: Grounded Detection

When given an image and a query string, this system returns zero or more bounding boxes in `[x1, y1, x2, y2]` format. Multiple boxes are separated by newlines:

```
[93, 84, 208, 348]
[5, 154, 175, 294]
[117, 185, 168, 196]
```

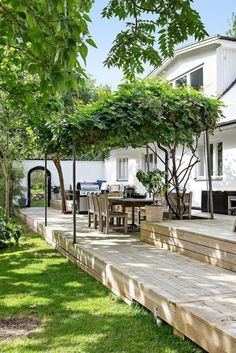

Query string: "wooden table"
[108, 197, 153, 225]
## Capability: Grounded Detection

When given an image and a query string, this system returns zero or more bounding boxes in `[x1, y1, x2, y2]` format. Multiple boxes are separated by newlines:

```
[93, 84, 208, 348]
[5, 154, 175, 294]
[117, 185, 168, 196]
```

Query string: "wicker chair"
[99, 194, 128, 234]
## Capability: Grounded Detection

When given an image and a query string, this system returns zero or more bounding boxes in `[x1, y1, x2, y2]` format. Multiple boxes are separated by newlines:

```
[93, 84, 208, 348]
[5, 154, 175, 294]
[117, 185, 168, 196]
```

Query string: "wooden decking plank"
[17, 208, 236, 353]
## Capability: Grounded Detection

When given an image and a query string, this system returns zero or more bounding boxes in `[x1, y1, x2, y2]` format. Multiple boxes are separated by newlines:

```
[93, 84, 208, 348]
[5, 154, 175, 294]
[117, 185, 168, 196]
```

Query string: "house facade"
[104, 35, 236, 209]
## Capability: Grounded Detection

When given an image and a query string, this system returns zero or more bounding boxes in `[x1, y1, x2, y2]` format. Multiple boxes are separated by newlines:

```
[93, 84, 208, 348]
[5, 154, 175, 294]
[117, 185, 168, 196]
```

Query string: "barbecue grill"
[76, 182, 100, 213]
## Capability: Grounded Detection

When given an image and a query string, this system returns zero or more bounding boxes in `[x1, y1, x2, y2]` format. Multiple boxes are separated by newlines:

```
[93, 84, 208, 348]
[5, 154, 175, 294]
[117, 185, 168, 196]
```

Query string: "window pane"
[175, 75, 187, 87]
[217, 142, 223, 176]
[198, 145, 205, 176]
[210, 144, 214, 176]
[117, 158, 128, 180]
[190, 68, 203, 90]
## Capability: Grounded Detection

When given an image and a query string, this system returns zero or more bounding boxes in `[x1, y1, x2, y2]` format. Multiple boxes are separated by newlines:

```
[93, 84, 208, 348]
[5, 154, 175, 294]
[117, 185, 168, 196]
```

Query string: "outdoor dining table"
[108, 197, 153, 226]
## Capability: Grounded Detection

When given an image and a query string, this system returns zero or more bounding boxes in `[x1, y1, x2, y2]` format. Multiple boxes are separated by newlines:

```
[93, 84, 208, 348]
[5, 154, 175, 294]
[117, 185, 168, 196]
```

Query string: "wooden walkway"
[18, 208, 236, 353]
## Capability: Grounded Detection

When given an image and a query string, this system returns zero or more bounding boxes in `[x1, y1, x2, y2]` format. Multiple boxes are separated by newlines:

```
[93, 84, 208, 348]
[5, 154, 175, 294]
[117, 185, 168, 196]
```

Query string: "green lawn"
[31, 199, 45, 207]
[0, 222, 203, 353]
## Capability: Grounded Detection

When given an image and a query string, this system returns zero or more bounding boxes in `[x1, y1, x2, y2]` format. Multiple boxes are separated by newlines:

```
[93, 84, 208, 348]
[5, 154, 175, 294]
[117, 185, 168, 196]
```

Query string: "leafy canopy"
[0, 0, 94, 93]
[48, 80, 223, 154]
[102, 0, 208, 78]
[0, 0, 208, 93]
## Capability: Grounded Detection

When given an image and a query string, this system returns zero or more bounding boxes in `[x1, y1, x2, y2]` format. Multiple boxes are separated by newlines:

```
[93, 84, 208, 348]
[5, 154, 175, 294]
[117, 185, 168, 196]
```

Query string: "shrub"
[0, 208, 21, 249]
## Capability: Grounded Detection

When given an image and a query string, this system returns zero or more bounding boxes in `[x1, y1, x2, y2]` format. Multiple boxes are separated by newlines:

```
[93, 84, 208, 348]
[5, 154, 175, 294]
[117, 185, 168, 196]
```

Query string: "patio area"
[17, 207, 236, 353]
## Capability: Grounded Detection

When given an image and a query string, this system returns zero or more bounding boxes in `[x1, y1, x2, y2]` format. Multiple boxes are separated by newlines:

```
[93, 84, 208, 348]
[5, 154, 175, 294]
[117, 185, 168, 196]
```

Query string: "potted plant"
[136, 169, 166, 222]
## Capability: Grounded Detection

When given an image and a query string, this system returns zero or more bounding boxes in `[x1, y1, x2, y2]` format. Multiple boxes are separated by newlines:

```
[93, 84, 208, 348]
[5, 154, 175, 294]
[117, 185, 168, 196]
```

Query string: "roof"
[147, 34, 236, 78]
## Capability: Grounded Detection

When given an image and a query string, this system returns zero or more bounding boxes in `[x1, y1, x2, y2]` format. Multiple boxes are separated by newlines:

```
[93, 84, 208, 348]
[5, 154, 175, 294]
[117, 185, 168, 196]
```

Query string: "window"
[197, 142, 223, 178]
[173, 66, 204, 90]
[117, 158, 128, 180]
[190, 67, 203, 90]
[175, 75, 187, 88]
[144, 153, 158, 171]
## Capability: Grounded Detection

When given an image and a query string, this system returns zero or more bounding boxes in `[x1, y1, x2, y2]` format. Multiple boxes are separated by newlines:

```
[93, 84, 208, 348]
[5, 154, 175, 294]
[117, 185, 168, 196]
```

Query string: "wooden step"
[141, 218, 236, 271]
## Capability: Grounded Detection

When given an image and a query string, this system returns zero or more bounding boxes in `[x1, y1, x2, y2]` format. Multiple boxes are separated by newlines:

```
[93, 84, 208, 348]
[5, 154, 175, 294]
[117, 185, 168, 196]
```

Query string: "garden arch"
[27, 166, 51, 207]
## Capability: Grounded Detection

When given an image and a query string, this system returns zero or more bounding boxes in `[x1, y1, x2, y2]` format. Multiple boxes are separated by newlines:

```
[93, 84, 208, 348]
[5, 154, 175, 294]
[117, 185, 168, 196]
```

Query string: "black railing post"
[44, 152, 48, 226]
[73, 141, 77, 244]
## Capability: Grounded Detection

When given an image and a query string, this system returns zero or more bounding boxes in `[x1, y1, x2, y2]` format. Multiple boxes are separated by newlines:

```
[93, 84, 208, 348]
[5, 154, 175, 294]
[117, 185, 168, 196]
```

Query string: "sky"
[85, 0, 236, 89]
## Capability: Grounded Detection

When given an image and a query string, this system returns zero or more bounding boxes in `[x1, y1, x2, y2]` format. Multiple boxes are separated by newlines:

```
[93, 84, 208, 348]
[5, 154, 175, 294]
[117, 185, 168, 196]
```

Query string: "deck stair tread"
[19, 208, 236, 352]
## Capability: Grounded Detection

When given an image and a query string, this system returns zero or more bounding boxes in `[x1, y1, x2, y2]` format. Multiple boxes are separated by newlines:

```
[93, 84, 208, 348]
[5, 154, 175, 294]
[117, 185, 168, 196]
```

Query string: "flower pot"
[145, 205, 165, 222]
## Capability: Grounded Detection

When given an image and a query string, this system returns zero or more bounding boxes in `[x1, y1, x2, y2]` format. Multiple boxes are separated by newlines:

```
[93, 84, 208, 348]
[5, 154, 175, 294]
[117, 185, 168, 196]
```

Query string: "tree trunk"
[171, 146, 182, 220]
[1, 160, 11, 219]
[52, 155, 67, 213]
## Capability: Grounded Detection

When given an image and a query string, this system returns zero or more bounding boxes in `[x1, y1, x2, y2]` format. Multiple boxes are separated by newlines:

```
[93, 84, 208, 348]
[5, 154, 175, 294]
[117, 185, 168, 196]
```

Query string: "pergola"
[42, 80, 222, 242]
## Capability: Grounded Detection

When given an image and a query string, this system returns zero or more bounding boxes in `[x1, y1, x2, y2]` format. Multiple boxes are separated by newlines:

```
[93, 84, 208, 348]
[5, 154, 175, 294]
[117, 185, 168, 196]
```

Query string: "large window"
[144, 153, 158, 171]
[117, 158, 128, 181]
[190, 67, 203, 90]
[197, 142, 223, 178]
[173, 66, 203, 90]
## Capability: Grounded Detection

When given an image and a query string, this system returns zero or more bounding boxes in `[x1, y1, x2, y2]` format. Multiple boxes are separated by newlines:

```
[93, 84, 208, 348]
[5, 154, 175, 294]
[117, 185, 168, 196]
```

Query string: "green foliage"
[226, 12, 236, 37]
[0, 0, 94, 93]
[102, 0, 208, 78]
[31, 170, 44, 192]
[136, 169, 166, 204]
[65, 79, 223, 153]
[0, 209, 21, 249]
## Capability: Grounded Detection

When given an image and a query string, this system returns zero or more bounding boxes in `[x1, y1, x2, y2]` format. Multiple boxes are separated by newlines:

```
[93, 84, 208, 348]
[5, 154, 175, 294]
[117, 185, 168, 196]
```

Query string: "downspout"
[157, 143, 169, 186]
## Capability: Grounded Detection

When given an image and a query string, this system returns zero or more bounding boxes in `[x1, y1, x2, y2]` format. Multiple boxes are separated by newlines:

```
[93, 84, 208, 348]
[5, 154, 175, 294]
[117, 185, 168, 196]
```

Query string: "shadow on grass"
[0, 227, 203, 353]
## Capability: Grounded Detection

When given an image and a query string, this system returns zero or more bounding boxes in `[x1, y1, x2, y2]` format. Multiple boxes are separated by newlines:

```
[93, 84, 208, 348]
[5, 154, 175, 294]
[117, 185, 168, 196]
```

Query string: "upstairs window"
[175, 75, 187, 88]
[117, 158, 128, 181]
[173, 66, 204, 90]
[190, 67, 203, 90]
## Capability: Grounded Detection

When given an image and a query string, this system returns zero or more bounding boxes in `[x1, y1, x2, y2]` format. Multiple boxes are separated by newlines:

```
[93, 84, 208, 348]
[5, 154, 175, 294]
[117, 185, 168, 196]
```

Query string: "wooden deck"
[141, 212, 236, 271]
[17, 207, 236, 353]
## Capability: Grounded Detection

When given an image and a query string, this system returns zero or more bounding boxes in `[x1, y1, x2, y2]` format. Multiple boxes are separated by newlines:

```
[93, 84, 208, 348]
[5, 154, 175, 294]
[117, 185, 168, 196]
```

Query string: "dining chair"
[87, 193, 95, 227]
[99, 194, 128, 234]
[91, 193, 101, 231]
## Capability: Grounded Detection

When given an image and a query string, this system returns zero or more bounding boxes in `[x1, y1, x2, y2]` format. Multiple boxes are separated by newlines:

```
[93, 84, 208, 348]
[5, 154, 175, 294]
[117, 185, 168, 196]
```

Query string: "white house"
[104, 35, 236, 210]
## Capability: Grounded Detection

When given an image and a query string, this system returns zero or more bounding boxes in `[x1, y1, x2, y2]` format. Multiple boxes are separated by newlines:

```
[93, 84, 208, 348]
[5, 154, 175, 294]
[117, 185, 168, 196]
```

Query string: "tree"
[0, 0, 95, 93]
[0, 91, 31, 218]
[102, 0, 207, 78]
[48, 80, 222, 219]
[0, 1, 207, 91]
[226, 12, 236, 37]
[28, 78, 111, 213]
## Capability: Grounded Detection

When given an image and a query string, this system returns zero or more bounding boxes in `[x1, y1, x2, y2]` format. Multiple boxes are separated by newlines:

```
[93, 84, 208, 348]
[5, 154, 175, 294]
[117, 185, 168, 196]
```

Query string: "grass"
[0, 221, 203, 353]
[31, 199, 45, 207]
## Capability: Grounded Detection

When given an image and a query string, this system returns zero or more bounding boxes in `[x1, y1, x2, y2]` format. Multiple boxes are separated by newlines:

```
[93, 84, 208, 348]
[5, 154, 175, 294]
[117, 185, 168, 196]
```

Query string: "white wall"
[221, 84, 236, 122]
[20, 159, 105, 198]
[217, 41, 236, 95]
[104, 146, 166, 194]
[189, 126, 236, 207]
[162, 44, 218, 97]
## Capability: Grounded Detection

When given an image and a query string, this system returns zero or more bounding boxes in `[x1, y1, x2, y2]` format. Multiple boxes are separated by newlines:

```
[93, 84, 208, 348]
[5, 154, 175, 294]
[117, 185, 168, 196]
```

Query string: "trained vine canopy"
[48, 80, 223, 154]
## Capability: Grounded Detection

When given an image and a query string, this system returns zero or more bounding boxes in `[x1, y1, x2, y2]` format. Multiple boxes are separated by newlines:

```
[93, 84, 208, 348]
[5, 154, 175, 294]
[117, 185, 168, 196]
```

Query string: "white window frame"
[116, 157, 128, 181]
[143, 153, 158, 172]
[196, 141, 223, 179]
[172, 65, 204, 90]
